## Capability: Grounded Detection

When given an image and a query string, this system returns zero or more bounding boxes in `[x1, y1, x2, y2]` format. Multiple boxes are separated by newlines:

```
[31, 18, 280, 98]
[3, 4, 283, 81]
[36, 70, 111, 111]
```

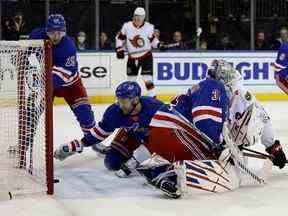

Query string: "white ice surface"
[1, 102, 288, 216]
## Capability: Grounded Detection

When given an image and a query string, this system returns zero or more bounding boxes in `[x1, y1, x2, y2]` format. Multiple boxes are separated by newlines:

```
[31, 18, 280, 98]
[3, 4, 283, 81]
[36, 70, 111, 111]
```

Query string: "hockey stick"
[164, 27, 203, 49]
[242, 147, 288, 163]
[222, 123, 265, 184]
[243, 152, 269, 160]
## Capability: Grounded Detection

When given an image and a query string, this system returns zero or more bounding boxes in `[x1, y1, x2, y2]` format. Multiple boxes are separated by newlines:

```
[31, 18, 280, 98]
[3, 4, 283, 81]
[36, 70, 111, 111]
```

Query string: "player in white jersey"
[207, 59, 286, 169]
[115, 7, 167, 98]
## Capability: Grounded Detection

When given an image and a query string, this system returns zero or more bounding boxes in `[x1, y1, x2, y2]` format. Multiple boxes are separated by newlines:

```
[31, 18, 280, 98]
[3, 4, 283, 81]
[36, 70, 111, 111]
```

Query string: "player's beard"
[118, 98, 140, 115]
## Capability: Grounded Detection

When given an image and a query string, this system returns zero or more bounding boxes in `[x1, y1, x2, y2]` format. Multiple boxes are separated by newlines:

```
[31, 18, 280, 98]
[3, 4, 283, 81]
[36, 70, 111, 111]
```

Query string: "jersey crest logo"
[211, 89, 220, 101]
[65, 56, 76, 67]
[127, 122, 140, 132]
[129, 35, 145, 48]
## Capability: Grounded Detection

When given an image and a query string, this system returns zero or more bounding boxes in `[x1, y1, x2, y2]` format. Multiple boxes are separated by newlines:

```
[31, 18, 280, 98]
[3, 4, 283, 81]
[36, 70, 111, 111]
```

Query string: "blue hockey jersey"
[29, 28, 79, 89]
[83, 96, 164, 146]
[173, 79, 229, 143]
[273, 42, 288, 79]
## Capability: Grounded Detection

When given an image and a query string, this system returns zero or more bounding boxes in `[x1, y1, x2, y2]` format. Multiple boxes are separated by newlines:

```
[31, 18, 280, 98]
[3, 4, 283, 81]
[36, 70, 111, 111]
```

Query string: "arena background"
[2, 0, 288, 103]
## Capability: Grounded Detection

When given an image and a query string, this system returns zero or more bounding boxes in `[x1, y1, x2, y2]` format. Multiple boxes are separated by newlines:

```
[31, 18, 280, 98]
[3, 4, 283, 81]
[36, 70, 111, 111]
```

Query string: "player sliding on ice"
[54, 81, 164, 172]
[115, 7, 168, 98]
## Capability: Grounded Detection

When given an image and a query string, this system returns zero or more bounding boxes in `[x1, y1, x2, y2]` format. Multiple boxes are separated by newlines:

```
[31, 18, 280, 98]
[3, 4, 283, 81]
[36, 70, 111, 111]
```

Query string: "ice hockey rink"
[1, 101, 288, 216]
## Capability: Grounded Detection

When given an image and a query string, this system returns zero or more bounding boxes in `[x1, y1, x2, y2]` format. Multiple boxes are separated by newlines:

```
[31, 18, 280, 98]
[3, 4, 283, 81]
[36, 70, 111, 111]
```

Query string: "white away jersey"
[116, 21, 159, 58]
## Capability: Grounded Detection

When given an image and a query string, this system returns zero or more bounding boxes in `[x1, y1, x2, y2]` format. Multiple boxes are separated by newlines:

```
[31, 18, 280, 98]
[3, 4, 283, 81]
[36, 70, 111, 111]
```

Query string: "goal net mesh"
[0, 40, 53, 196]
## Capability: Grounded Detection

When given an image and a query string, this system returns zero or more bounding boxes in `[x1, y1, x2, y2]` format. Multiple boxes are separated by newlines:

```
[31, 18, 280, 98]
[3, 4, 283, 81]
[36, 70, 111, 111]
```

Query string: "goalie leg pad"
[175, 160, 240, 194]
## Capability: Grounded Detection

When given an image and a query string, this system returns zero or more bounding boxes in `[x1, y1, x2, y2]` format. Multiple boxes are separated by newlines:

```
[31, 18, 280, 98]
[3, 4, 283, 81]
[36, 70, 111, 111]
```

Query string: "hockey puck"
[54, 178, 60, 183]
[8, 192, 12, 200]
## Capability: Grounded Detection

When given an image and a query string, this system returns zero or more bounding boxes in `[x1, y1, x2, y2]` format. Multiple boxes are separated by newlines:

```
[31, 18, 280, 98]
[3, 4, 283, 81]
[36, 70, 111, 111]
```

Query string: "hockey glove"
[115, 47, 125, 59]
[54, 139, 83, 161]
[266, 140, 286, 169]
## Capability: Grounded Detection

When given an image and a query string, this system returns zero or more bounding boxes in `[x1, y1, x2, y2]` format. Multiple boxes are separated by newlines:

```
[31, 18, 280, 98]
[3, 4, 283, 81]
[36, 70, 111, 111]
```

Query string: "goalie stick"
[242, 147, 288, 163]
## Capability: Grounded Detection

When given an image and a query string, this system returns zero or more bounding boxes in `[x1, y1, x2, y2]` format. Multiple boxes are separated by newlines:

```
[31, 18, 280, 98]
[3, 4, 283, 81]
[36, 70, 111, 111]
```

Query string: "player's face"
[280, 29, 288, 41]
[133, 16, 144, 27]
[47, 31, 63, 45]
[173, 32, 182, 42]
[118, 98, 135, 115]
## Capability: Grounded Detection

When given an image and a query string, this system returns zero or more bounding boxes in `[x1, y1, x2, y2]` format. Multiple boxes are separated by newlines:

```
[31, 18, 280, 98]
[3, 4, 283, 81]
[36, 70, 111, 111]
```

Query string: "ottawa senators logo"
[129, 35, 145, 48]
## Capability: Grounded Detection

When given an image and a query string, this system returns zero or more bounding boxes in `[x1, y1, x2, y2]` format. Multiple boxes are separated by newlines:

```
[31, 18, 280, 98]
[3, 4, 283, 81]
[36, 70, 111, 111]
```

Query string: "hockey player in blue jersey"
[29, 14, 99, 150]
[273, 43, 288, 94]
[54, 81, 164, 172]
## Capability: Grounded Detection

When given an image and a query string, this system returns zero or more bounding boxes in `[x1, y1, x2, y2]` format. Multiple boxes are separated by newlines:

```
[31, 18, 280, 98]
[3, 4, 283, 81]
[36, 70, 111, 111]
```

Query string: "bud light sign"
[154, 52, 277, 86]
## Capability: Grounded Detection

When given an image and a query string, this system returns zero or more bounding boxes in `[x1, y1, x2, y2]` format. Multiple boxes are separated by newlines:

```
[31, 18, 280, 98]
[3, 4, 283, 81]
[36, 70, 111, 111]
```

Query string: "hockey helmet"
[115, 81, 141, 99]
[134, 7, 145, 18]
[46, 14, 66, 32]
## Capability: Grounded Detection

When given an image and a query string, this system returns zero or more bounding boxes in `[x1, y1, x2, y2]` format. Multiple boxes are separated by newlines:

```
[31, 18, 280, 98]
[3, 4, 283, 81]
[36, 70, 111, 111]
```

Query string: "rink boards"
[54, 51, 288, 104]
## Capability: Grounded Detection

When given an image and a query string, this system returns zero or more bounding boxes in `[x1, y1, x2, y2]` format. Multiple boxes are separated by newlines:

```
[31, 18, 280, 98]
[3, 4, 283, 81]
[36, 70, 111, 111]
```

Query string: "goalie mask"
[115, 81, 141, 115]
[207, 59, 243, 94]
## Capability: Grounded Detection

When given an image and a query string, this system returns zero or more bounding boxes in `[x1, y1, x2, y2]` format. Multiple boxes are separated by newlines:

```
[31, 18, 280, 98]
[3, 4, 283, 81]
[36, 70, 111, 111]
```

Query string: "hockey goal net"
[0, 40, 53, 197]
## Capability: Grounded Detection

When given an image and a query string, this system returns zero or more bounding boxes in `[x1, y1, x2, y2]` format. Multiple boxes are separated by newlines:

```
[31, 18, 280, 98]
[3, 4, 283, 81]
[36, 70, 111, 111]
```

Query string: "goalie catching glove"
[266, 140, 287, 169]
[54, 140, 83, 161]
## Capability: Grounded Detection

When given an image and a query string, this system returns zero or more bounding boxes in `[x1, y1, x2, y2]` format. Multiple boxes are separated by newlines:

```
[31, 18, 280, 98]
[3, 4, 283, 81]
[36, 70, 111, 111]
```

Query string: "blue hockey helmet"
[46, 14, 66, 32]
[115, 81, 141, 99]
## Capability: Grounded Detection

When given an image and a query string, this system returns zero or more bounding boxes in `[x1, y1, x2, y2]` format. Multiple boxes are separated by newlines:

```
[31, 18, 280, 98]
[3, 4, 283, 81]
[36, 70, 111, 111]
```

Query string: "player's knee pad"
[104, 148, 128, 171]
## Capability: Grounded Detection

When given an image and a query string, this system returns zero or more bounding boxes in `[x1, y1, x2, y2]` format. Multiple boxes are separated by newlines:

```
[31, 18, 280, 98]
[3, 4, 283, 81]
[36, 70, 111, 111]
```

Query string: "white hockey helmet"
[134, 7, 146, 17]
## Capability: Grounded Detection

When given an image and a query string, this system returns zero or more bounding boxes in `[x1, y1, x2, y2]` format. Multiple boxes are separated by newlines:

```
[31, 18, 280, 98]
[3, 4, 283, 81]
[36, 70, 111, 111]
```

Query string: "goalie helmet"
[115, 81, 141, 99]
[207, 59, 243, 93]
[46, 14, 66, 32]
